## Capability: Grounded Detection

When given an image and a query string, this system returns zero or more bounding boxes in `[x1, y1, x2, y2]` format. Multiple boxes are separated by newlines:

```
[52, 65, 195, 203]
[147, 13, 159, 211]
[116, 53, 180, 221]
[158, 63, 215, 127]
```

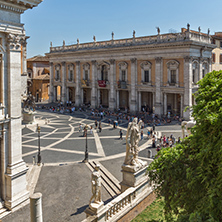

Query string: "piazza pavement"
[3, 107, 183, 222]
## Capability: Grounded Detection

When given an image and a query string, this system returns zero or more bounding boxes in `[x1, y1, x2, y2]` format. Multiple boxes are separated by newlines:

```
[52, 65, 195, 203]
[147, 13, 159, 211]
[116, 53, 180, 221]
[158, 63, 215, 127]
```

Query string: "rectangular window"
[69, 70, 73, 81]
[212, 53, 215, 63]
[220, 41, 222, 48]
[144, 70, 149, 82]
[56, 70, 59, 80]
[220, 54, 222, 64]
[85, 70, 88, 80]
[122, 70, 126, 81]
[170, 70, 176, 83]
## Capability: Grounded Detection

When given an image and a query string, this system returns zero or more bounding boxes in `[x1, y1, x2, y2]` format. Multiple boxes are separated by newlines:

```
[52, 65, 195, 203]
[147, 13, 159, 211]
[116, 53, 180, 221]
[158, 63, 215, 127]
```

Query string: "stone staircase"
[87, 160, 121, 198]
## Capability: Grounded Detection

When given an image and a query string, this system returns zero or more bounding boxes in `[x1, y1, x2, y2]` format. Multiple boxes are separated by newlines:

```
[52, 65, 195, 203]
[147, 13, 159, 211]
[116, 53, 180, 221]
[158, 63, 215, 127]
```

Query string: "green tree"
[148, 70, 222, 222]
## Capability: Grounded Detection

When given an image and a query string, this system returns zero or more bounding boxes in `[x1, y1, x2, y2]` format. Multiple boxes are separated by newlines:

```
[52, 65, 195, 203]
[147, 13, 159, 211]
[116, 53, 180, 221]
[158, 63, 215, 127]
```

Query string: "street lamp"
[37, 124, 41, 166]
[82, 124, 89, 163]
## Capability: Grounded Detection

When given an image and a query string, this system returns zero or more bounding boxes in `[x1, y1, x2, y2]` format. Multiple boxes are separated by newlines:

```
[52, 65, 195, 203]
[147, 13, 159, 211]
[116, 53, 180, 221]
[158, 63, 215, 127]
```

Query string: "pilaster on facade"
[155, 57, 162, 116]
[61, 61, 66, 103]
[183, 56, 192, 120]
[109, 59, 116, 110]
[49, 62, 54, 102]
[91, 60, 97, 108]
[75, 61, 81, 106]
[130, 58, 137, 112]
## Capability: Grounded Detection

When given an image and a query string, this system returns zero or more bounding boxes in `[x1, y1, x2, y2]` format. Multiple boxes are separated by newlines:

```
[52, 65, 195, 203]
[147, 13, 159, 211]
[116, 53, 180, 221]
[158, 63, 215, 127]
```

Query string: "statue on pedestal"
[124, 118, 146, 168]
[23, 93, 36, 112]
[89, 165, 103, 206]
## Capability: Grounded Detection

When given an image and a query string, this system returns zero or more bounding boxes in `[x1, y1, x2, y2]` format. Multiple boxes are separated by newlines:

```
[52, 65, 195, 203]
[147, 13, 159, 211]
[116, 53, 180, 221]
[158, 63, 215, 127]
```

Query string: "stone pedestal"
[85, 201, 104, 217]
[120, 161, 148, 192]
[23, 110, 36, 124]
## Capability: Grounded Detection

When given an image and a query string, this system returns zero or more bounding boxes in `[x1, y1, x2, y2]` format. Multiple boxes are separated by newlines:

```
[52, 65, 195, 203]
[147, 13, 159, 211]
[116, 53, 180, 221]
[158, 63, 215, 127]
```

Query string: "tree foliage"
[148, 70, 222, 221]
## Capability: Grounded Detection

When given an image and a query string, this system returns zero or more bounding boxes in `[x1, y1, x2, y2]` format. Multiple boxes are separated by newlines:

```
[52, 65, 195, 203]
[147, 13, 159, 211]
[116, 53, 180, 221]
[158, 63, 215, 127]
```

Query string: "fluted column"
[130, 58, 137, 113]
[180, 94, 184, 118]
[49, 62, 54, 102]
[116, 90, 119, 109]
[109, 59, 116, 110]
[164, 93, 167, 115]
[5, 34, 29, 210]
[183, 56, 192, 120]
[75, 61, 81, 106]
[155, 57, 162, 116]
[61, 62, 66, 103]
[91, 60, 97, 108]
[138, 91, 141, 111]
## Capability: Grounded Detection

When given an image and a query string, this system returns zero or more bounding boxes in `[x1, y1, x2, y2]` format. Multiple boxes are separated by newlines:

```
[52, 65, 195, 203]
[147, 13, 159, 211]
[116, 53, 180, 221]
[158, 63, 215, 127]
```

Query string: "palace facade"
[0, 0, 42, 211]
[47, 25, 215, 120]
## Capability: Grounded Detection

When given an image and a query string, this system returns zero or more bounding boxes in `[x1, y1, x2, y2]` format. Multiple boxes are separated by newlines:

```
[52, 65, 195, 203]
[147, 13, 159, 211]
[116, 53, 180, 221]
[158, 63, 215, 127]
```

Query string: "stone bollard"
[30, 193, 43, 222]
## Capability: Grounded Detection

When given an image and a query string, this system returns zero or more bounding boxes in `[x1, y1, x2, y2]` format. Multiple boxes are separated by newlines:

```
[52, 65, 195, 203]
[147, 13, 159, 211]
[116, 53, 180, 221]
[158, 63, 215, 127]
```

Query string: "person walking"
[141, 130, 144, 140]
[99, 121, 102, 132]
[119, 129, 123, 140]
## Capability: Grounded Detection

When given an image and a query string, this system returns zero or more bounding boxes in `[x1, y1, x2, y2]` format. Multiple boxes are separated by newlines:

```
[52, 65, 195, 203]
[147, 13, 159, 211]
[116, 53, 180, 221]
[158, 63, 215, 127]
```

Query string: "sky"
[22, 0, 222, 58]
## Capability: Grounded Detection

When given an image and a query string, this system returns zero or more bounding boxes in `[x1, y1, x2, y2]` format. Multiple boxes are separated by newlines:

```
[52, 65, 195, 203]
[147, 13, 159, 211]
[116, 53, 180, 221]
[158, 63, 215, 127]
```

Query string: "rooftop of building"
[27, 55, 49, 62]
[49, 25, 213, 54]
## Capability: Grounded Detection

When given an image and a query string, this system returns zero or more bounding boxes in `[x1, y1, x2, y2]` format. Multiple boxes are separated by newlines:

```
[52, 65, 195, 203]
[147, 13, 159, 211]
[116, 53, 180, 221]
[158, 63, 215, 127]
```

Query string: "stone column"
[61, 62, 66, 104]
[97, 89, 100, 106]
[180, 94, 184, 118]
[5, 34, 29, 210]
[109, 59, 116, 110]
[208, 58, 212, 72]
[116, 90, 119, 109]
[183, 56, 192, 120]
[174, 94, 177, 114]
[54, 86, 57, 102]
[164, 93, 167, 115]
[130, 58, 137, 113]
[199, 59, 203, 81]
[49, 62, 54, 102]
[91, 60, 97, 108]
[30, 193, 43, 222]
[138, 91, 141, 111]
[66, 87, 69, 102]
[155, 57, 162, 116]
[75, 61, 81, 106]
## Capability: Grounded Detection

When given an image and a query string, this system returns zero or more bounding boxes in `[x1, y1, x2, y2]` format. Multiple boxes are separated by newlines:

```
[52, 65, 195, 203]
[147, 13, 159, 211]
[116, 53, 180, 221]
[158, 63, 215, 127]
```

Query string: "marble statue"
[89, 164, 102, 205]
[23, 93, 36, 112]
[93, 35, 96, 42]
[133, 30, 136, 38]
[124, 118, 144, 167]
[156, 27, 160, 35]
[111, 31, 114, 40]
[187, 23, 190, 31]
[181, 120, 196, 138]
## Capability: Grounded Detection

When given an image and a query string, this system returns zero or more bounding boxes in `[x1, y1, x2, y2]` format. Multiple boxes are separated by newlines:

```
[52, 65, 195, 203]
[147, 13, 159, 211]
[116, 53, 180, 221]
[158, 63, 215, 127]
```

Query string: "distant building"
[27, 55, 50, 102]
[47, 25, 215, 120]
[211, 32, 222, 71]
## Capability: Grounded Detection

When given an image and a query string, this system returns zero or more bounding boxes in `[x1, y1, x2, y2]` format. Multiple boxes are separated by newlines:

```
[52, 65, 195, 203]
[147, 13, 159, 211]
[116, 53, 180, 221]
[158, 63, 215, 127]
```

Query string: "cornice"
[0, 0, 42, 13]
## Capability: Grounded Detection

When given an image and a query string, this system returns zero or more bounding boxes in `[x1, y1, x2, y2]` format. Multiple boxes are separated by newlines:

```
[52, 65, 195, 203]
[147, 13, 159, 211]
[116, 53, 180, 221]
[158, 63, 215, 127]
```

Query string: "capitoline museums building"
[47, 26, 215, 120]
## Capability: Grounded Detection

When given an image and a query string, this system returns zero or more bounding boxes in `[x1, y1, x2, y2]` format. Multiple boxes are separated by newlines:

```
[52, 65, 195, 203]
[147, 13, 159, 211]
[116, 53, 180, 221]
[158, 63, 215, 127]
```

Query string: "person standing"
[141, 130, 144, 140]
[99, 121, 102, 132]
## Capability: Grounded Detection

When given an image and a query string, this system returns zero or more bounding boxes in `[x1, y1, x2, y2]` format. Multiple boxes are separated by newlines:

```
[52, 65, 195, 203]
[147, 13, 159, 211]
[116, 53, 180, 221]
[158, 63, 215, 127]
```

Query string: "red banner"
[98, 80, 106, 87]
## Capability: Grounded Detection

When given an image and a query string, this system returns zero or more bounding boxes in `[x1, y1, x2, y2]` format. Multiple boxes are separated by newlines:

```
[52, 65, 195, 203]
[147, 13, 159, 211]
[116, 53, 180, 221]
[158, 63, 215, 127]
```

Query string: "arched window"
[118, 62, 128, 82]
[68, 64, 74, 81]
[140, 61, 152, 83]
[83, 63, 90, 80]
[166, 60, 179, 85]
[101, 65, 108, 81]
[192, 61, 199, 84]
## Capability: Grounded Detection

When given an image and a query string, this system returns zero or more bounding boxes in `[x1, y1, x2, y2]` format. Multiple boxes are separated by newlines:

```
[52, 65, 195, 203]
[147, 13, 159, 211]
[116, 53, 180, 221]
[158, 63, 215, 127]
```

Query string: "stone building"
[47, 25, 215, 120]
[0, 0, 42, 211]
[27, 55, 50, 101]
[211, 32, 222, 71]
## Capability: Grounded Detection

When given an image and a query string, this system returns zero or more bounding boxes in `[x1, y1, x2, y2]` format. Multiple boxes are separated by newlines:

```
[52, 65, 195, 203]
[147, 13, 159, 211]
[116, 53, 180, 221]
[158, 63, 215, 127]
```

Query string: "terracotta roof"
[33, 74, 50, 80]
[27, 55, 49, 62]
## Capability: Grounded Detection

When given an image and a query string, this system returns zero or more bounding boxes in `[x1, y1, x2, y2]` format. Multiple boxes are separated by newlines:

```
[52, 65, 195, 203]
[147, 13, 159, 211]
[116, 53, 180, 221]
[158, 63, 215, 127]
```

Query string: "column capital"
[130, 58, 137, 63]
[184, 56, 192, 63]
[109, 59, 115, 65]
[61, 61, 66, 66]
[155, 57, 162, 63]
[91, 60, 97, 65]
[75, 61, 80, 65]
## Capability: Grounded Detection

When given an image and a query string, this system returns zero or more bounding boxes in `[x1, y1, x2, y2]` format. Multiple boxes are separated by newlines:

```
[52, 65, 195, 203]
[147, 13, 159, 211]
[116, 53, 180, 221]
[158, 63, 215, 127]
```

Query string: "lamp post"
[37, 124, 41, 166]
[82, 124, 89, 163]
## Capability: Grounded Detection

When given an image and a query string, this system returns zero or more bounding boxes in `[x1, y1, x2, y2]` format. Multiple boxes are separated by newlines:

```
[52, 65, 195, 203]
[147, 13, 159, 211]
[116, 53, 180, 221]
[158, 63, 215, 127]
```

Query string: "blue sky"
[22, 0, 222, 58]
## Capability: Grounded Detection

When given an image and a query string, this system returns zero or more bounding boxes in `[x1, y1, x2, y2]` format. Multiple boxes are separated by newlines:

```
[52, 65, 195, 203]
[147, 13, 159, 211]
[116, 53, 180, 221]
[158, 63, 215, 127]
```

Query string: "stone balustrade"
[50, 31, 211, 53]
[82, 179, 154, 222]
